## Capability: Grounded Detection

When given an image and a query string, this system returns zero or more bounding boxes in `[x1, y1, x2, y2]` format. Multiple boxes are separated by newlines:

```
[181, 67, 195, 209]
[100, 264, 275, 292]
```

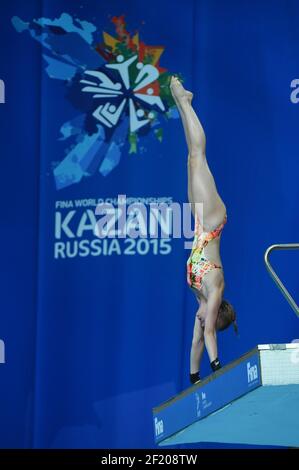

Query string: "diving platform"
[153, 344, 299, 447]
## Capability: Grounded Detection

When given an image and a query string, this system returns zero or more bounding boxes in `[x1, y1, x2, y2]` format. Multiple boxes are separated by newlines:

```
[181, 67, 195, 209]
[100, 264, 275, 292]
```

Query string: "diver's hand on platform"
[190, 372, 201, 384]
[210, 358, 222, 372]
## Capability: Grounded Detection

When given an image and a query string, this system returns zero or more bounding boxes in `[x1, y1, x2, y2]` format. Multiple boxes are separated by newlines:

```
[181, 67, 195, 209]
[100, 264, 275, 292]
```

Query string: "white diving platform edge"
[153, 344, 299, 447]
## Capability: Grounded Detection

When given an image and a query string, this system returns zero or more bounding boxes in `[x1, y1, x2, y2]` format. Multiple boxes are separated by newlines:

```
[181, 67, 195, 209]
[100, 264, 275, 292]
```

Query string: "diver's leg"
[170, 78, 195, 214]
[180, 100, 225, 226]
[170, 76, 206, 157]
[170, 77, 225, 227]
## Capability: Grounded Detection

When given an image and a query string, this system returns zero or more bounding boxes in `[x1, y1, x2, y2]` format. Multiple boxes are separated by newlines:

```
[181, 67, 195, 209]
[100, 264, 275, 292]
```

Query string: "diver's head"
[216, 300, 238, 334]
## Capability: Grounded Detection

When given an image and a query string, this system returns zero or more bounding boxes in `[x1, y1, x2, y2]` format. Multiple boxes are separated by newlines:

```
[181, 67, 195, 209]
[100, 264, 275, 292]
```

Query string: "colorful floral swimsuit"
[187, 213, 227, 292]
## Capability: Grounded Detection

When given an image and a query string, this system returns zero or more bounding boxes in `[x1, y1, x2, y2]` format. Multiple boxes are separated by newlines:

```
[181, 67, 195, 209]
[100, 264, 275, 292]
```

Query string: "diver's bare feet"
[170, 76, 193, 105]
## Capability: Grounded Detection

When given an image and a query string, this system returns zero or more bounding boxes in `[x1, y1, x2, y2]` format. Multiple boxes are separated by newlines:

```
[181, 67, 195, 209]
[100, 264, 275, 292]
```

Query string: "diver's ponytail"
[232, 319, 239, 336]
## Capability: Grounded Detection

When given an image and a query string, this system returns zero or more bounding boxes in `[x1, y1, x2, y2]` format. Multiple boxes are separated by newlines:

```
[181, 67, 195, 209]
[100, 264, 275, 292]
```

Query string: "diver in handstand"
[170, 76, 237, 384]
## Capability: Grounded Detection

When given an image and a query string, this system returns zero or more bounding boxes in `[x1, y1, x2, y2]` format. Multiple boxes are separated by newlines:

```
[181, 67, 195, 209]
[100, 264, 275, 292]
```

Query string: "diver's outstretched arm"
[203, 287, 223, 362]
[190, 314, 205, 376]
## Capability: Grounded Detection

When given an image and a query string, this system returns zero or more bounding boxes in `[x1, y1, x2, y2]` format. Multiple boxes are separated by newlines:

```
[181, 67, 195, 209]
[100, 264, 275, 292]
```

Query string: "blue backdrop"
[0, 0, 298, 449]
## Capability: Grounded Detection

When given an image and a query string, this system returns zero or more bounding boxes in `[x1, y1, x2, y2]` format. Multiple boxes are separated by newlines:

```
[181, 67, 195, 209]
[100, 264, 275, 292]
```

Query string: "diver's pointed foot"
[170, 76, 193, 104]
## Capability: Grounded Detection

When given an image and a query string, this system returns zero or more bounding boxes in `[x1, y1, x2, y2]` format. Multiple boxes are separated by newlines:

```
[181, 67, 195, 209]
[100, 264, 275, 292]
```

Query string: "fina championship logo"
[12, 13, 179, 190]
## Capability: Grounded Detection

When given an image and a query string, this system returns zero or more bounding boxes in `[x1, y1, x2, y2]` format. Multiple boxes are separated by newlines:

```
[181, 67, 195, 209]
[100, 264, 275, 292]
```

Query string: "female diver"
[170, 76, 237, 384]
